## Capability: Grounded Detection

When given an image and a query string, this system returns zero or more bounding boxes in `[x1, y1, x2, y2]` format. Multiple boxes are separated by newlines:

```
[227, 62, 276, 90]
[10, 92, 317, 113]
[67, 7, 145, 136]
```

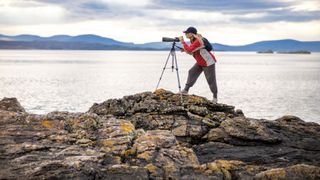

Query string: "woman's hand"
[178, 36, 184, 42]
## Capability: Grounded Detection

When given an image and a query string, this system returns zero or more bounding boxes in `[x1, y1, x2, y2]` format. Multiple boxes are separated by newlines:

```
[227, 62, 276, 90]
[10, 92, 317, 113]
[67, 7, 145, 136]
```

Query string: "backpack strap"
[191, 34, 205, 53]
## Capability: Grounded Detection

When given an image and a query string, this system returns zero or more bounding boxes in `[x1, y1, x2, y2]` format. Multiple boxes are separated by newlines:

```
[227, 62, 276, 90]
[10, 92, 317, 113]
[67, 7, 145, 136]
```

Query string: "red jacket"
[182, 38, 217, 67]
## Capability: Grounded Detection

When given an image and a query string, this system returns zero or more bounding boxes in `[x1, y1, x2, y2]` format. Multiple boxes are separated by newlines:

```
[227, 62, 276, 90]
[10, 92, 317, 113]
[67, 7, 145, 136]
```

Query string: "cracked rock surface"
[1, 89, 319, 179]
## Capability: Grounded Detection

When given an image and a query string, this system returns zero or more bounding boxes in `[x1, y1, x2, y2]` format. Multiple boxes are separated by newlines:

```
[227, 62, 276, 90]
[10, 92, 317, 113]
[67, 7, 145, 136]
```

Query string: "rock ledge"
[0, 89, 319, 179]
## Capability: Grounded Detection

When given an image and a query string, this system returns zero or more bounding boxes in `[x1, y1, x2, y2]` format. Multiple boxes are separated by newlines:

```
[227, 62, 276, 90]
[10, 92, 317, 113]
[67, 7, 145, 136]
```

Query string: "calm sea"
[0, 50, 319, 123]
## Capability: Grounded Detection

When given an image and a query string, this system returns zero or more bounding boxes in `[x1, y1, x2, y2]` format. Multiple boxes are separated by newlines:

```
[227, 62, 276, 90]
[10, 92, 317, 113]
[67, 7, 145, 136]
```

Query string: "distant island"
[0, 34, 320, 52]
[257, 50, 311, 54]
[277, 50, 311, 54]
[257, 50, 274, 54]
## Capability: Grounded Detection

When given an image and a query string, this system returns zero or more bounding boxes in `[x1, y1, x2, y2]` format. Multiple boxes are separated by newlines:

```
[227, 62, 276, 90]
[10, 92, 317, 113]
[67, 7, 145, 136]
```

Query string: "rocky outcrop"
[0, 90, 319, 179]
[0, 97, 25, 112]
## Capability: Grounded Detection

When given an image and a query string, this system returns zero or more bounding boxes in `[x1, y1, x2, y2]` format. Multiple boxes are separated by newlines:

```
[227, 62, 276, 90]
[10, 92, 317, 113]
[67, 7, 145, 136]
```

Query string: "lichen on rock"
[0, 90, 320, 179]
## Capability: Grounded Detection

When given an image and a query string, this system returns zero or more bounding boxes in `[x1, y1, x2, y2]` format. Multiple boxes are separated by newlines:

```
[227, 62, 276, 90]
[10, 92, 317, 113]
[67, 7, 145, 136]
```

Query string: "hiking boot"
[180, 89, 188, 95]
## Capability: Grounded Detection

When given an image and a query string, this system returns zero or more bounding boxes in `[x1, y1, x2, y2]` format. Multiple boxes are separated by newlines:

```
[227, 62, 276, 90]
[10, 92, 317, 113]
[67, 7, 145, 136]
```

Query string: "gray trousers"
[184, 63, 218, 98]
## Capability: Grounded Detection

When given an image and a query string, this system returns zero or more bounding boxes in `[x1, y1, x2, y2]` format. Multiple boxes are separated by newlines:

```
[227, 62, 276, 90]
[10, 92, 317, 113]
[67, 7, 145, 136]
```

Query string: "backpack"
[202, 37, 213, 51]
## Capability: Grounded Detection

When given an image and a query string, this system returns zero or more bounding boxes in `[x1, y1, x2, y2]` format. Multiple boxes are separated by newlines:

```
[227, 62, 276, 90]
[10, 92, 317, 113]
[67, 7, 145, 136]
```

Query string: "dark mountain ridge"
[0, 34, 319, 51]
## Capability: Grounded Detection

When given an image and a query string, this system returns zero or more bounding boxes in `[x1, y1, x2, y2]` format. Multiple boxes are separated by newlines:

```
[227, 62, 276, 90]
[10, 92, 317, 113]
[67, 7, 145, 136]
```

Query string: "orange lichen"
[259, 168, 286, 179]
[120, 122, 134, 133]
[187, 95, 206, 104]
[101, 139, 113, 147]
[206, 160, 245, 180]
[41, 120, 52, 129]
[159, 95, 165, 101]
[144, 163, 157, 174]
[122, 149, 136, 158]
[206, 162, 221, 173]
[138, 151, 152, 160]
[154, 89, 166, 96]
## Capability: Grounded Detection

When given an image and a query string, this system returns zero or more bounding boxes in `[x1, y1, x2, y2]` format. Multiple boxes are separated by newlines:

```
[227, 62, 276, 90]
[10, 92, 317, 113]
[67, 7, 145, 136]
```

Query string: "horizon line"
[1, 33, 320, 46]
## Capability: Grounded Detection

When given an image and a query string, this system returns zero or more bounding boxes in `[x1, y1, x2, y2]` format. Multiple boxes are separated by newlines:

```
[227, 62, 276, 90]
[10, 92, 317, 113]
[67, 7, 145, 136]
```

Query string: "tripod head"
[169, 42, 183, 54]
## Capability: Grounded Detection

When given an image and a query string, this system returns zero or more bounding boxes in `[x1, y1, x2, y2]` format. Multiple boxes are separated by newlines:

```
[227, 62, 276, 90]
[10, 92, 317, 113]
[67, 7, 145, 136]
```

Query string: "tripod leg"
[173, 52, 183, 102]
[155, 51, 171, 91]
[171, 50, 174, 72]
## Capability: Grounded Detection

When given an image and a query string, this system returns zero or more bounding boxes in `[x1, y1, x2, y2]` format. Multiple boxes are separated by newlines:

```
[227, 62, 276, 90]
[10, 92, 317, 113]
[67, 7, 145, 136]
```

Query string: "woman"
[178, 27, 218, 103]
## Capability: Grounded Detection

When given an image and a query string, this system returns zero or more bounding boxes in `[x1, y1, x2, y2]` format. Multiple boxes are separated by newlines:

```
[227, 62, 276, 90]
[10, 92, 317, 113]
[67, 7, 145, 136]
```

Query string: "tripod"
[155, 42, 183, 101]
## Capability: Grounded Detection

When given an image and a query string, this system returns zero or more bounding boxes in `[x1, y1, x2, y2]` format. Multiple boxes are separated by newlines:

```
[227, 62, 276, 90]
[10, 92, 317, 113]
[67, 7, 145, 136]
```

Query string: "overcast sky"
[0, 0, 319, 45]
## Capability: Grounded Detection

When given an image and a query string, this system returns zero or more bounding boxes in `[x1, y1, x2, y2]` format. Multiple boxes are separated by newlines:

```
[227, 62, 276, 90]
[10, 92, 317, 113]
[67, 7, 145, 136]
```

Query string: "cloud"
[150, 0, 291, 13]
[80, 1, 109, 11]
[0, 0, 65, 25]
[0, 0, 319, 44]
[2, 0, 319, 25]
[32, 0, 149, 21]
[149, 0, 320, 24]
[232, 9, 320, 23]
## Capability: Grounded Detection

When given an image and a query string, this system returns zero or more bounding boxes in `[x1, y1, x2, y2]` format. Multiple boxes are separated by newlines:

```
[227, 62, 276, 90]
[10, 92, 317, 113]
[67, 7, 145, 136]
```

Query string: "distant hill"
[0, 34, 319, 52]
[0, 40, 155, 50]
[0, 34, 134, 47]
[213, 39, 320, 52]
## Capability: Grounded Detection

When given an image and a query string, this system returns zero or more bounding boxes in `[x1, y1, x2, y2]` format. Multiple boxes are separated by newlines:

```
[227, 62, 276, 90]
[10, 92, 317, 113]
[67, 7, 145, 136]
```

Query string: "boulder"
[255, 164, 320, 180]
[129, 130, 199, 178]
[0, 97, 25, 112]
[220, 117, 282, 144]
